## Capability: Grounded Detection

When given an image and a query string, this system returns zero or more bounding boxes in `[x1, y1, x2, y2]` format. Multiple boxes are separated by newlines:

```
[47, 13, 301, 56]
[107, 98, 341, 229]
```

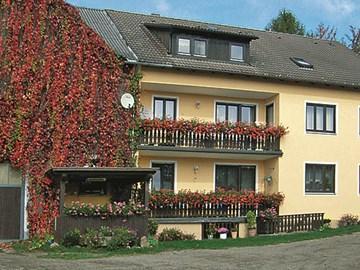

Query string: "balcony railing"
[140, 127, 281, 152]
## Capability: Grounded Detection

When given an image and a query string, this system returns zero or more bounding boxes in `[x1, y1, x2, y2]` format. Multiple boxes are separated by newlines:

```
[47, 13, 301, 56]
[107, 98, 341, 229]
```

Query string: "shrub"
[148, 220, 158, 236]
[246, 210, 257, 229]
[63, 229, 81, 247]
[158, 228, 195, 241]
[338, 214, 359, 227]
[107, 227, 138, 250]
[80, 229, 104, 248]
[98, 226, 113, 237]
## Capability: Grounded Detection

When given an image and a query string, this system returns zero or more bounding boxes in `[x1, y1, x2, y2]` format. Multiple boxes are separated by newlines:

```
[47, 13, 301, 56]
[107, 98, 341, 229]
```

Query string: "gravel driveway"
[1, 233, 359, 270]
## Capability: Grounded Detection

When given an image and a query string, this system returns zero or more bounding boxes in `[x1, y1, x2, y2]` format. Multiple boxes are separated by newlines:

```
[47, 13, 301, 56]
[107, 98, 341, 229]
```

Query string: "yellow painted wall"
[139, 156, 265, 193]
[64, 195, 111, 205]
[141, 90, 269, 123]
[139, 67, 360, 220]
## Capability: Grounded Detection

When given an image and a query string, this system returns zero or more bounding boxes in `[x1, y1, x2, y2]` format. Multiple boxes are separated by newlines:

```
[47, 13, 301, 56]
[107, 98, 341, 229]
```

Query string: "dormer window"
[178, 38, 190, 55]
[230, 43, 244, 61]
[194, 39, 206, 57]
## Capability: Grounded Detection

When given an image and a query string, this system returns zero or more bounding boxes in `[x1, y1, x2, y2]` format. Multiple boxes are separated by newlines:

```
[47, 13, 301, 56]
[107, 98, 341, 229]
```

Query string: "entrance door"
[0, 187, 21, 239]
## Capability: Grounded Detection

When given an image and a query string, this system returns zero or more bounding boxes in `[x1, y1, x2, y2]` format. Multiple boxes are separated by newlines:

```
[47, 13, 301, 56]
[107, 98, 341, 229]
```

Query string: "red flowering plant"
[64, 201, 146, 219]
[141, 119, 287, 139]
[149, 189, 284, 210]
[0, 0, 141, 238]
[259, 207, 279, 221]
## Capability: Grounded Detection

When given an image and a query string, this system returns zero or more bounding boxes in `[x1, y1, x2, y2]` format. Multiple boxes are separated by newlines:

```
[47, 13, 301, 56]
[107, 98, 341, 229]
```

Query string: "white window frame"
[151, 95, 179, 120]
[213, 99, 259, 123]
[265, 101, 276, 125]
[177, 37, 191, 55]
[193, 39, 207, 58]
[230, 43, 245, 62]
[304, 161, 338, 196]
[304, 100, 338, 136]
[150, 160, 178, 192]
[213, 162, 258, 192]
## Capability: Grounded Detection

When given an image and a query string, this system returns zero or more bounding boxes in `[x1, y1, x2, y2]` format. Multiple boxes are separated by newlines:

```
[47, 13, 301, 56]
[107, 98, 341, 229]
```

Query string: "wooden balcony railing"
[140, 128, 281, 152]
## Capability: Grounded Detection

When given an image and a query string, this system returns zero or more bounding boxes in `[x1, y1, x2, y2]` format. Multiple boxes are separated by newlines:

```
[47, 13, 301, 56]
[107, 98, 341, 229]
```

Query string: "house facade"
[79, 7, 360, 222]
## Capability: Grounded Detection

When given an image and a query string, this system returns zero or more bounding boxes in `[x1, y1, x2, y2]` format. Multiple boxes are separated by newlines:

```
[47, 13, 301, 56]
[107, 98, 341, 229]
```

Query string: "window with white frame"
[216, 102, 256, 123]
[178, 38, 191, 55]
[194, 39, 206, 56]
[151, 163, 175, 191]
[153, 97, 177, 120]
[305, 163, 335, 194]
[230, 44, 244, 61]
[306, 103, 336, 133]
[215, 165, 256, 192]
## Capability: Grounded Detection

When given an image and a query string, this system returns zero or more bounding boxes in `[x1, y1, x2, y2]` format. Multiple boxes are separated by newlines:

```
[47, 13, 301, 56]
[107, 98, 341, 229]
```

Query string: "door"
[0, 187, 21, 239]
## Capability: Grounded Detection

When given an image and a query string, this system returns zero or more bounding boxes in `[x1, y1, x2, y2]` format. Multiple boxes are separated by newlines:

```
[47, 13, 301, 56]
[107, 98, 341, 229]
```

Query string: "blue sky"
[66, 0, 359, 39]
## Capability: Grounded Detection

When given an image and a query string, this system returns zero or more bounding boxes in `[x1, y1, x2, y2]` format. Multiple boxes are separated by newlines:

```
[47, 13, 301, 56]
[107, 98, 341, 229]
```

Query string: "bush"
[158, 228, 195, 241]
[98, 226, 113, 237]
[246, 210, 257, 229]
[338, 214, 359, 227]
[148, 220, 158, 236]
[80, 229, 104, 248]
[63, 229, 81, 247]
[107, 227, 138, 250]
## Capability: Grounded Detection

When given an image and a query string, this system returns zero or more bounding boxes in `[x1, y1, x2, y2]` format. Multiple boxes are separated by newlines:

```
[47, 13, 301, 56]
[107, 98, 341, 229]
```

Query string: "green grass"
[33, 225, 360, 260]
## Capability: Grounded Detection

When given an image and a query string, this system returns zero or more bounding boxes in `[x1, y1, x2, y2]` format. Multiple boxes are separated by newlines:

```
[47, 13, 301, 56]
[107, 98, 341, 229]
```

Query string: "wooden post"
[144, 179, 149, 209]
[59, 179, 66, 216]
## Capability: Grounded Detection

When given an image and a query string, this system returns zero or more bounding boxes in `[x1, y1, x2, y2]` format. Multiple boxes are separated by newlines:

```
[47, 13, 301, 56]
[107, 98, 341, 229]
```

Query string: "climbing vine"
[0, 0, 139, 237]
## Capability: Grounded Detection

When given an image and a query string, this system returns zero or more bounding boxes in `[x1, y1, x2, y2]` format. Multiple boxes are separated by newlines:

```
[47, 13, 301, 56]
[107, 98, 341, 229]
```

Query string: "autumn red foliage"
[0, 0, 137, 237]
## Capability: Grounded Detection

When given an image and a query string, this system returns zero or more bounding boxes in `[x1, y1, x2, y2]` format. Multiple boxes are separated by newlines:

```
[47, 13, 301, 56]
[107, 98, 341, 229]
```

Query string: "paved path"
[1, 233, 360, 270]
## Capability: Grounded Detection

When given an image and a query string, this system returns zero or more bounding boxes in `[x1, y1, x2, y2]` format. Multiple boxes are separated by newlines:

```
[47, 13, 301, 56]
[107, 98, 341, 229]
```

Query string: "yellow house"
[79, 8, 360, 227]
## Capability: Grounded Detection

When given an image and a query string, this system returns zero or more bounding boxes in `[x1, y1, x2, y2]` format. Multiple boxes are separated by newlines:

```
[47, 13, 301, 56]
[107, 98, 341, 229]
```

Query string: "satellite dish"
[120, 93, 135, 109]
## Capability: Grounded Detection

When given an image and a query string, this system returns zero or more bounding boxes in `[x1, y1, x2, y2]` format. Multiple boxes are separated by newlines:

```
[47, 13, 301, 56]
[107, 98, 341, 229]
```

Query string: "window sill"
[305, 192, 336, 196]
[305, 131, 337, 136]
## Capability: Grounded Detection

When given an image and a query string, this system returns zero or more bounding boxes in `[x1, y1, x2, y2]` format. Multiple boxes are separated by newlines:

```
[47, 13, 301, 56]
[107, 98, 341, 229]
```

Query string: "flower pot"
[207, 234, 214, 240]
[231, 231, 237, 239]
[219, 233, 227, 240]
[248, 228, 257, 237]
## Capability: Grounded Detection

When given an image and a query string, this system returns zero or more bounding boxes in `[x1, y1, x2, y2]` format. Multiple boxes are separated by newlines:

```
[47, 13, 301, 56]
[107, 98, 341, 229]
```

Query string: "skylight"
[290, 57, 313, 69]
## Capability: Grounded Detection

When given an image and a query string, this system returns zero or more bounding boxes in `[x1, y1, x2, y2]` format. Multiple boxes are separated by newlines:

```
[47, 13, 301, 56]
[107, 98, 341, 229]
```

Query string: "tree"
[307, 23, 337, 41]
[345, 26, 360, 55]
[266, 9, 305, 35]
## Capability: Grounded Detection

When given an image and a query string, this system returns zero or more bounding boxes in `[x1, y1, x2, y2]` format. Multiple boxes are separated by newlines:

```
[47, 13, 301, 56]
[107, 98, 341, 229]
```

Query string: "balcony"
[138, 119, 285, 160]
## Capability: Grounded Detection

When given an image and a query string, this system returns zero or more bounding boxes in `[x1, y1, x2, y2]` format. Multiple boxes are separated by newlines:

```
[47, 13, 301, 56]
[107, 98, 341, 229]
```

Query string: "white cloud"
[312, 0, 357, 16]
[153, 0, 170, 14]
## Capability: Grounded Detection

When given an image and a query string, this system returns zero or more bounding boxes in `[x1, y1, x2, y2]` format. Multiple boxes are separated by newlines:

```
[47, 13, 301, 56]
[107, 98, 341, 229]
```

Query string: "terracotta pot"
[231, 231, 237, 239]
[248, 228, 257, 237]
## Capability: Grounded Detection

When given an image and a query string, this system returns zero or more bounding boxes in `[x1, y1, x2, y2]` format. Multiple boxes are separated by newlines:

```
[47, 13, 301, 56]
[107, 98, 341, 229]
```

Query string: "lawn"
[16, 225, 360, 260]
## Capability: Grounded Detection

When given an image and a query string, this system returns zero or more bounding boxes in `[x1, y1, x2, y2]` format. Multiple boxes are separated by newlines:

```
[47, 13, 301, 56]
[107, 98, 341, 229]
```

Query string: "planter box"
[55, 215, 148, 241]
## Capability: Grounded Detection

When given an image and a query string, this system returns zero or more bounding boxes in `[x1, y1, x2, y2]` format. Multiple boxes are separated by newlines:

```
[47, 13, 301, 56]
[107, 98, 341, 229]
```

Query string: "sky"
[66, 0, 360, 39]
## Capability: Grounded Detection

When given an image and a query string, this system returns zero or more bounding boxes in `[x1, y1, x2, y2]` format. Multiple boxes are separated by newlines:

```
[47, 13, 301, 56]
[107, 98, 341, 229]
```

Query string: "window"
[305, 164, 335, 194]
[230, 44, 244, 61]
[216, 102, 256, 123]
[215, 165, 256, 192]
[290, 57, 313, 69]
[178, 38, 190, 55]
[306, 103, 336, 133]
[153, 97, 176, 120]
[266, 103, 274, 126]
[79, 180, 107, 195]
[151, 163, 175, 191]
[194, 39, 206, 56]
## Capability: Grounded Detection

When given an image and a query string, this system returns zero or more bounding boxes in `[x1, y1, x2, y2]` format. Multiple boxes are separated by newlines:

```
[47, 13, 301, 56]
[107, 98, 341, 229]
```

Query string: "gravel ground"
[1, 233, 359, 270]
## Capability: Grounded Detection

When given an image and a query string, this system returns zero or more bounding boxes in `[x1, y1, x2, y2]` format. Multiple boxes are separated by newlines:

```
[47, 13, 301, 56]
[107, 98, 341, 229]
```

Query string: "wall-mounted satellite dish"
[120, 93, 135, 109]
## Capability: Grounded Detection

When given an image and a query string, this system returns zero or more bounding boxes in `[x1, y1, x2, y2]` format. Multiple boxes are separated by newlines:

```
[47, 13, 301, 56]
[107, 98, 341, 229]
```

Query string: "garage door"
[0, 187, 21, 239]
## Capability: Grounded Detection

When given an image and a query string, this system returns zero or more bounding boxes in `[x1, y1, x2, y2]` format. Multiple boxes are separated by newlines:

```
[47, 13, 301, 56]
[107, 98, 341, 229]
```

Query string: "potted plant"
[259, 207, 278, 234]
[206, 224, 216, 239]
[231, 226, 238, 239]
[246, 210, 257, 237]
[217, 227, 229, 239]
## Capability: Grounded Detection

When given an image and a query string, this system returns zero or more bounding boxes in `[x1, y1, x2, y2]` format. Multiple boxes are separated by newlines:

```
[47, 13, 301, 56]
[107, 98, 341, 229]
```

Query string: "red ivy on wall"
[0, 0, 138, 238]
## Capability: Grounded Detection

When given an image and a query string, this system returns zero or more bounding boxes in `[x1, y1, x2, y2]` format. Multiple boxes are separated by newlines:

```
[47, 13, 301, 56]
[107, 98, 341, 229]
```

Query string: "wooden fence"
[150, 203, 257, 218]
[257, 213, 324, 234]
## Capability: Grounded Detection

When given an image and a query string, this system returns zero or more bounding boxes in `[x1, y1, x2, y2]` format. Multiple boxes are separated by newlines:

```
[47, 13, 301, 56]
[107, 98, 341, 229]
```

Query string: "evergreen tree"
[266, 9, 305, 35]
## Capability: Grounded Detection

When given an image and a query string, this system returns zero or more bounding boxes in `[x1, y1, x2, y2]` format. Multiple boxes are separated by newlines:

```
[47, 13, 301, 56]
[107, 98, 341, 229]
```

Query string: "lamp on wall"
[193, 165, 199, 174]
[264, 176, 272, 183]
[195, 101, 201, 109]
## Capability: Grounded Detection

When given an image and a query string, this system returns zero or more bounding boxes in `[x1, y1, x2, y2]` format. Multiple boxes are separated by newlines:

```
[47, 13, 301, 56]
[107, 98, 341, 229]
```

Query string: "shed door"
[0, 187, 21, 239]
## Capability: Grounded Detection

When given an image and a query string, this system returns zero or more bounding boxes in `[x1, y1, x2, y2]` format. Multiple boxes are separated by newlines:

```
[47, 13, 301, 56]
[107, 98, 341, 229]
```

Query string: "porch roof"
[45, 167, 156, 183]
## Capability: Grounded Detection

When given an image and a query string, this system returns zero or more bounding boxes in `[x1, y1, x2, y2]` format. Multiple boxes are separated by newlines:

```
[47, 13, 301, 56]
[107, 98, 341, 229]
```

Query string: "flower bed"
[64, 201, 146, 219]
[141, 119, 287, 138]
[149, 190, 284, 209]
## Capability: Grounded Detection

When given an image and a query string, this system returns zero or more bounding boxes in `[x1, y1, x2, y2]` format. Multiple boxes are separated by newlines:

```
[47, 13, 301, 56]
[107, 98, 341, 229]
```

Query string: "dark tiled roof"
[78, 7, 360, 89]
[77, 7, 137, 61]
